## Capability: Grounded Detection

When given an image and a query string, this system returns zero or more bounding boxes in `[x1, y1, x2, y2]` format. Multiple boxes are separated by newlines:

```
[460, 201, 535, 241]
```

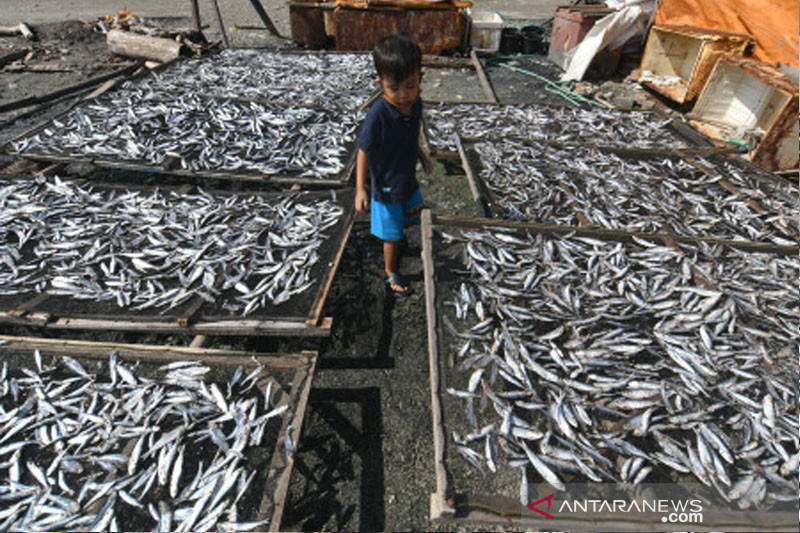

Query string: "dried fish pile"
[471, 138, 799, 245]
[13, 90, 359, 179]
[0, 177, 344, 316]
[424, 103, 689, 151]
[0, 352, 287, 531]
[439, 227, 799, 508]
[140, 50, 376, 111]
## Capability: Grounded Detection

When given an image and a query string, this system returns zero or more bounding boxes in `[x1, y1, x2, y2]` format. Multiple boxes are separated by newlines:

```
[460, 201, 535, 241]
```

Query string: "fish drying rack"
[2, 51, 379, 188]
[456, 134, 798, 245]
[421, 210, 798, 532]
[0, 335, 317, 532]
[0, 171, 355, 338]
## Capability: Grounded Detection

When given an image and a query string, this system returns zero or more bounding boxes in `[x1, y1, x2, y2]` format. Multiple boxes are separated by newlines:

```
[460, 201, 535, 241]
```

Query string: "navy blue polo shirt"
[358, 97, 422, 204]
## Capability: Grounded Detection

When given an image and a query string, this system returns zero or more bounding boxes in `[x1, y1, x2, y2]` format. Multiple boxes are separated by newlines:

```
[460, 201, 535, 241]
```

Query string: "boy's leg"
[371, 198, 410, 294]
[383, 240, 408, 293]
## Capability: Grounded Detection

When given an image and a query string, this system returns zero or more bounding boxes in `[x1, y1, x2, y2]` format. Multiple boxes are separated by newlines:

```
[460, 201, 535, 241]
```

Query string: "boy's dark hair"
[372, 33, 422, 82]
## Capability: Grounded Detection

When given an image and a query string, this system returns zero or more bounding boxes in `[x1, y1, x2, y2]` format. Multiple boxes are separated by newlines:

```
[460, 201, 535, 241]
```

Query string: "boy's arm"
[418, 144, 433, 174]
[355, 148, 370, 213]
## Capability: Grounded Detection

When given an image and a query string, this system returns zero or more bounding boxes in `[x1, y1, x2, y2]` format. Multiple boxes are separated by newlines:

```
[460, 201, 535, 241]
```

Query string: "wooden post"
[210, 0, 230, 48]
[470, 50, 498, 104]
[420, 210, 453, 512]
[107, 29, 182, 63]
[191, 0, 202, 32]
[246, 0, 283, 38]
[454, 134, 489, 217]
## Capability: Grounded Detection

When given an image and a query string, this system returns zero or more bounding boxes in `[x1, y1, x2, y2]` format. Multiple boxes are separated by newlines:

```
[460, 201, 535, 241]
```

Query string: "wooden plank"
[0, 48, 28, 68]
[431, 214, 799, 256]
[210, 0, 230, 47]
[454, 133, 489, 217]
[264, 353, 317, 531]
[421, 210, 452, 511]
[0, 334, 311, 367]
[469, 50, 498, 104]
[0, 314, 333, 336]
[7, 293, 51, 317]
[459, 133, 735, 158]
[306, 211, 355, 326]
[0, 62, 141, 114]
[12, 153, 349, 187]
[189, 334, 210, 348]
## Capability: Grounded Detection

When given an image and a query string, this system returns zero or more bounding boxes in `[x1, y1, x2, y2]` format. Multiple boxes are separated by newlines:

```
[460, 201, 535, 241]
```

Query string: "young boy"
[356, 33, 433, 294]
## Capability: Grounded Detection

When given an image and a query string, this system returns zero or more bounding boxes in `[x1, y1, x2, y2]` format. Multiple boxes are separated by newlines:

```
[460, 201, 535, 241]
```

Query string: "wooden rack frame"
[3, 51, 375, 188]
[421, 210, 797, 531]
[0, 335, 317, 532]
[455, 134, 798, 243]
[0, 175, 355, 337]
[422, 101, 717, 158]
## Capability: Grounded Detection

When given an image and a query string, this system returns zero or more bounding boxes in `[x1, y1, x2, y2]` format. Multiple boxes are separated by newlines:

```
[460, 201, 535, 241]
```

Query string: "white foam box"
[469, 11, 504, 53]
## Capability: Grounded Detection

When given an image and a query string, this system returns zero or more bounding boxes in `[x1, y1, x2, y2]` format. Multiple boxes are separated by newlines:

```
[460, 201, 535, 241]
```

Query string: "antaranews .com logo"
[529, 495, 704, 525]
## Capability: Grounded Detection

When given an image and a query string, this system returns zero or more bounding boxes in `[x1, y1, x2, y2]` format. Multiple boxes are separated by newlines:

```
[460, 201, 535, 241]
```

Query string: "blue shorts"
[371, 189, 423, 241]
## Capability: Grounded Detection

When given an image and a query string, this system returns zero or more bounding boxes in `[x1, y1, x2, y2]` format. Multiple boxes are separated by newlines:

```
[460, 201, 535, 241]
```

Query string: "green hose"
[490, 61, 606, 108]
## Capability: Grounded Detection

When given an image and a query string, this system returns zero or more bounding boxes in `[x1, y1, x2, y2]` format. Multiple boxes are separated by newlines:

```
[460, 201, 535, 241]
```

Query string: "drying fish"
[0, 176, 344, 316]
[424, 102, 690, 152]
[14, 94, 359, 180]
[137, 50, 377, 112]
[0, 351, 286, 532]
[439, 227, 798, 509]
[467, 137, 798, 245]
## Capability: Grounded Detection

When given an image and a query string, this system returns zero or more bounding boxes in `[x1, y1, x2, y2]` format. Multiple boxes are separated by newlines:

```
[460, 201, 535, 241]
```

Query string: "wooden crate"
[0, 335, 317, 532]
[690, 56, 799, 171]
[638, 25, 753, 104]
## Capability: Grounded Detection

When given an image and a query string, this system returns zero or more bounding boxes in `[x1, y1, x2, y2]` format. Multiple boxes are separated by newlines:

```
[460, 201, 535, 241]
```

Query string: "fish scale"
[440, 228, 799, 507]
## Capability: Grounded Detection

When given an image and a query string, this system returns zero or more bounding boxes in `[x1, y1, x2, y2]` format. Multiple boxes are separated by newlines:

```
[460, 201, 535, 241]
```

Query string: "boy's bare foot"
[385, 272, 410, 294]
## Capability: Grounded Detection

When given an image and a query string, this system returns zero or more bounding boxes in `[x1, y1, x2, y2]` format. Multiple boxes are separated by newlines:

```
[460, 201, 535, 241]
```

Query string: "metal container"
[331, 3, 469, 55]
[547, 5, 615, 70]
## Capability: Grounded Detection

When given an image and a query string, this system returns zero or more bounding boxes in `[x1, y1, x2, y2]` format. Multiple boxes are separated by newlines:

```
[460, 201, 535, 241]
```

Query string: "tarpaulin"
[656, 0, 799, 67]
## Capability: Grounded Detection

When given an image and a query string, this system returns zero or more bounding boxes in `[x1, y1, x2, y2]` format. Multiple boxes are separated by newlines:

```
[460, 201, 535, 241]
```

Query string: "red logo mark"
[528, 494, 555, 519]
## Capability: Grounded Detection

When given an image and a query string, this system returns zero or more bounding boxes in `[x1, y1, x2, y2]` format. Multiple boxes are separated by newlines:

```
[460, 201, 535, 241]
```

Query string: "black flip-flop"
[385, 273, 411, 295]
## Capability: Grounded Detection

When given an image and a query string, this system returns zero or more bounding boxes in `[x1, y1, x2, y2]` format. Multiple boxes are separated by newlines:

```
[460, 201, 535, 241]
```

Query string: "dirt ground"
[0, 6, 678, 532]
